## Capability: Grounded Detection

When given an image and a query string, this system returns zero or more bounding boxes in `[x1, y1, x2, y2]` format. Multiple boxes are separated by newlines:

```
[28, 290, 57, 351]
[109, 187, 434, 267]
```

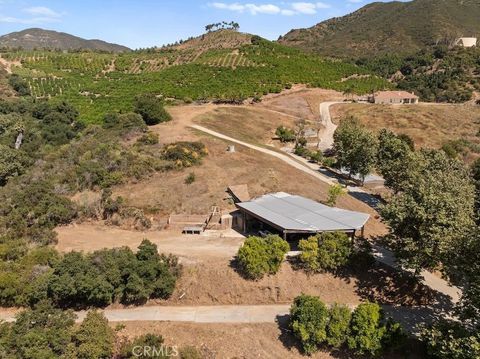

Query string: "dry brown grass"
[331, 103, 480, 150]
[117, 321, 424, 359]
[196, 106, 298, 146]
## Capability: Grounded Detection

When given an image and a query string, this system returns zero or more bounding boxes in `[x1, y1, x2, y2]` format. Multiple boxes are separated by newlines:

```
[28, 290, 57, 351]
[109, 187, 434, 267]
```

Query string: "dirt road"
[318, 101, 345, 151]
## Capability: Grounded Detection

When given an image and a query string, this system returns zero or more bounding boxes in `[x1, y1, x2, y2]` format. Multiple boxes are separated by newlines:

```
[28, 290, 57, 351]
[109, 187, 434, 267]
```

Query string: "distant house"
[456, 37, 477, 48]
[369, 91, 419, 105]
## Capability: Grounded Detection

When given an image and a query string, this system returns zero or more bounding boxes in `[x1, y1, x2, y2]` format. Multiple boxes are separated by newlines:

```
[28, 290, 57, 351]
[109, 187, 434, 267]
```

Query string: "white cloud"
[245, 4, 281, 14]
[24, 6, 62, 18]
[291, 2, 317, 14]
[0, 15, 60, 24]
[0, 6, 63, 24]
[209, 2, 333, 16]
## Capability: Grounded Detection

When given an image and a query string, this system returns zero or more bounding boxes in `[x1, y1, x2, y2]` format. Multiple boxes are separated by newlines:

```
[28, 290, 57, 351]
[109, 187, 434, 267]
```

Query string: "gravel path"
[318, 101, 344, 151]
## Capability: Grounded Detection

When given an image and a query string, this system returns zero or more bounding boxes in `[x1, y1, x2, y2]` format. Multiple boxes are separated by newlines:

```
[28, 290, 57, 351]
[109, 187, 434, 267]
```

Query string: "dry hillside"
[331, 103, 480, 151]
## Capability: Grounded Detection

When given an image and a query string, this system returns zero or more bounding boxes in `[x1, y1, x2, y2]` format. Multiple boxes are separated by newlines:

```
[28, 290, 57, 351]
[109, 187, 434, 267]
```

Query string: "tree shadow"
[334, 261, 455, 334]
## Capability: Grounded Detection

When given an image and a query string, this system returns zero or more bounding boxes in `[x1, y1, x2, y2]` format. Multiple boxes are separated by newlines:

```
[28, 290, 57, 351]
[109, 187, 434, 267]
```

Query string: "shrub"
[290, 294, 329, 355]
[46, 240, 181, 308]
[162, 141, 208, 168]
[347, 302, 386, 356]
[103, 112, 147, 134]
[9, 74, 30, 96]
[298, 232, 352, 272]
[327, 184, 346, 206]
[137, 131, 159, 145]
[119, 333, 167, 358]
[0, 145, 31, 186]
[134, 94, 172, 125]
[317, 232, 352, 271]
[237, 235, 289, 280]
[185, 172, 196, 185]
[326, 304, 352, 348]
[276, 126, 295, 143]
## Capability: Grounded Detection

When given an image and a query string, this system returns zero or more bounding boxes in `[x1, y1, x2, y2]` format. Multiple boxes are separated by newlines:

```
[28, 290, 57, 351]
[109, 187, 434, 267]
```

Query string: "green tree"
[134, 94, 172, 125]
[0, 145, 30, 186]
[237, 235, 289, 280]
[3, 301, 76, 358]
[382, 149, 475, 274]
[333, 117, 378, 184]
[326, 304, 352, 348]
[347, 302, 386, 357]
[275, 126, 295, 143]
[299, 232, 352, 272]
[73, 311, 115, 359]
[422, 320, 480, 359]
[377, 129, 415, 193]
[327, 184, 346, 206]
[290, 294, 329, 355]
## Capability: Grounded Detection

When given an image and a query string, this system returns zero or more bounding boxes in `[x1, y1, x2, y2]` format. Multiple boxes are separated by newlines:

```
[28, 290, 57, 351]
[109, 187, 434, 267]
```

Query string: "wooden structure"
[227, 185, 251, 204]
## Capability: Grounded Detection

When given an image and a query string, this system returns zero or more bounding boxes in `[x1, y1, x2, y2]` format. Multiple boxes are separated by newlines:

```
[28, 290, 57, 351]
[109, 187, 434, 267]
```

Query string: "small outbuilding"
[236, 192, 370, 240]
[369, 91, 419, 105]
[456, 37, 477, 48]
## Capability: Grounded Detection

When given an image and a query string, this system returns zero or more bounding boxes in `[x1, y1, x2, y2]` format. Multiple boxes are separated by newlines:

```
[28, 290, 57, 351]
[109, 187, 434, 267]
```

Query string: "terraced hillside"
[0, 30, 389, 122]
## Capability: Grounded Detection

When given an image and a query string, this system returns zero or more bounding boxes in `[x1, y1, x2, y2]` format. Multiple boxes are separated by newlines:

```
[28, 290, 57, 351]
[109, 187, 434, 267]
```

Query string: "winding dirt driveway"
[318, 101, 344, 151]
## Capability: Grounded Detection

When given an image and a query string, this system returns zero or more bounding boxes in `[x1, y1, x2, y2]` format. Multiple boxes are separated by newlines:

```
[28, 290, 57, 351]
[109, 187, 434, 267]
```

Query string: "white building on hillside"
[456, 37, 477, 48]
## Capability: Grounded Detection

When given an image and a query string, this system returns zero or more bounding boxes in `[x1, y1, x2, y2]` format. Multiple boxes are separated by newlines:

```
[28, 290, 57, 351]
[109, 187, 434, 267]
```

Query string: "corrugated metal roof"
[236, 192, 370, 232]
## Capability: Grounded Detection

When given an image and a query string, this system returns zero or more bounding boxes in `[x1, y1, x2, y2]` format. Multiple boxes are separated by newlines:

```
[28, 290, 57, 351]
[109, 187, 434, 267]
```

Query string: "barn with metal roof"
[236, 192, 370, 239]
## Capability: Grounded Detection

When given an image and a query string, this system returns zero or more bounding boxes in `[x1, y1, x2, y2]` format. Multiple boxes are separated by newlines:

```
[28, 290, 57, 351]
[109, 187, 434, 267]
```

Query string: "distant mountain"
[279, 0, 480, 58]
[0, 28, 130, 53]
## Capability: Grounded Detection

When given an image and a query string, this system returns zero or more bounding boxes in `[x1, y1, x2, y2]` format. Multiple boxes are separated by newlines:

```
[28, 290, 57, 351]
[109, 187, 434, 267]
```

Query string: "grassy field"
[332, 103, 480, 152]
[0, 34, 389, 123]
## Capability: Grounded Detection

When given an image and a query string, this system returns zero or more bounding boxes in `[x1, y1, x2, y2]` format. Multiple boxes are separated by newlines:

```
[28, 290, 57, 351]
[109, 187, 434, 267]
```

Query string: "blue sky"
[0, 1, 402, 49]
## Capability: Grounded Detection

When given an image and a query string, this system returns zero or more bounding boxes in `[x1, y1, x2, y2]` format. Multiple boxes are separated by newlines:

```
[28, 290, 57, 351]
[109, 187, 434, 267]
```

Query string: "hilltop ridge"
[0, 28, 130, 52]
[280, 0, 480, 57]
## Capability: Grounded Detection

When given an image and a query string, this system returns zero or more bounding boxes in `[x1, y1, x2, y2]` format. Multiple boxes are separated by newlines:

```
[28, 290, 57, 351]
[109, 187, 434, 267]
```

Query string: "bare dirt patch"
[117, 321, 425, 359]
[257, 87, 345, 119]
[331, 103, 480, 149]
[56, 224, 243, 264]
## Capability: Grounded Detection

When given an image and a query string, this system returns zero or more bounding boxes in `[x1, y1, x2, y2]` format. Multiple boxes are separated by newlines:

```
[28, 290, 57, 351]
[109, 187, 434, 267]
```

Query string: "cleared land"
[116, 322, 424, 359]
[331, 103, 480, 150]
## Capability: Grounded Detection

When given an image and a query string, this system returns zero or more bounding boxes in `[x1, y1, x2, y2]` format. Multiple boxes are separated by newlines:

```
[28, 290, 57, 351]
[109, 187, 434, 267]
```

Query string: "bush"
[347, 302, 386, 356]
[298, 232, 352, 272]
[103, 112, 147, 134]
[276, 126, 295, 143]
[47, 240, 181, 308]
[326, 304, 352, 348]
[119, 333, 167, 358]
[290, 294, 329, 355]
[137, 131, 159, 145]
[9, 74, 30, 96]
[237, 235, 289, 280]
[327, 184, 346, 206]
[162, 141, 208, 168]
[0, 145, 31, 186]
[185, 172, 196, 185]
[134, 94, 172, 125]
